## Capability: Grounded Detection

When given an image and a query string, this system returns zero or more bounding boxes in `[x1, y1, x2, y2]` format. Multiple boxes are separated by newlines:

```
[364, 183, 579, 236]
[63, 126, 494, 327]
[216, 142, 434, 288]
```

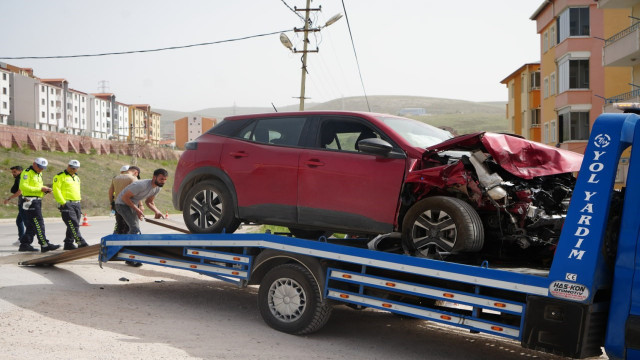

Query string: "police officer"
[18, 157, 60, 253]
[53, 159, 89, 250]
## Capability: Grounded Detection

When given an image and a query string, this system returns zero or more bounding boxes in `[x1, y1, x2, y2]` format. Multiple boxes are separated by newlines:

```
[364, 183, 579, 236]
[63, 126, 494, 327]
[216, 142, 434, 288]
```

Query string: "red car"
[173, 111, 582, 262]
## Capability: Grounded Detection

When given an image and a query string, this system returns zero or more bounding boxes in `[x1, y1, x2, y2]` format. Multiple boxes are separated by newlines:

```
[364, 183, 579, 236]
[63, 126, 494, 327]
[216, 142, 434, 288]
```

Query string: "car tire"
[182, 180, 240, 234]
[402, 196, 484, 259]
[258, 263, 332, 334]
[288, 228, 332, 240]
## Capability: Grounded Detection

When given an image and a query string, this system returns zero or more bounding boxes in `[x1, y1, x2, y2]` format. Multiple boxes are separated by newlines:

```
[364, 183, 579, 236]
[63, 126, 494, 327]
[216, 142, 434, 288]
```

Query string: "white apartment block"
[68, 89, 89, 135]
[93, 97, 112, 139]
[115, 103, 130, 140]
[0, 69, 10, 125]
[38, 83, 63, 132]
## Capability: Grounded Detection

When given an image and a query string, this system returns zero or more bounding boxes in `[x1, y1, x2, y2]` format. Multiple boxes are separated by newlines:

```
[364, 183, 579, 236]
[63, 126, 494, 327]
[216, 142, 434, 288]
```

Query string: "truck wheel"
[288, 228, 331, 240]
[402, 196, 484, 259]
[182, 180, 240, 234]
[258, 263, 332, 334]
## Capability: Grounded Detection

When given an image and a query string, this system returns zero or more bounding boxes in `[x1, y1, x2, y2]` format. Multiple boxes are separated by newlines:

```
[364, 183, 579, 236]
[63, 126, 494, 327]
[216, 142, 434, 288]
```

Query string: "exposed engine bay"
[402, 132, 583, 264]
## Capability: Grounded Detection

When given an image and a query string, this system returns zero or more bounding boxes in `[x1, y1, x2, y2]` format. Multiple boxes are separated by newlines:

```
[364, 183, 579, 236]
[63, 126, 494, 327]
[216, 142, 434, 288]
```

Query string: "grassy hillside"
[0, 147, 178, 219]
[157, 96, 509, 138]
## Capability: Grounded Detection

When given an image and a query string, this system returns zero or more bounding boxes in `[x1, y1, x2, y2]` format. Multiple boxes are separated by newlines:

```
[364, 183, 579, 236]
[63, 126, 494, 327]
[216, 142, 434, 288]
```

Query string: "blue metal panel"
[549, 113, 638, 305]
[605, 113, 640, 360]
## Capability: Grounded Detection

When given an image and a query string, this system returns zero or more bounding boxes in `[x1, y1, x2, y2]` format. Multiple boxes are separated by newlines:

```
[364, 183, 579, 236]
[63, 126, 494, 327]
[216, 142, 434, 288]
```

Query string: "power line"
[341, 0, 370, 111]
[0, 30, 291, 60]
[279, 0, 305, 21]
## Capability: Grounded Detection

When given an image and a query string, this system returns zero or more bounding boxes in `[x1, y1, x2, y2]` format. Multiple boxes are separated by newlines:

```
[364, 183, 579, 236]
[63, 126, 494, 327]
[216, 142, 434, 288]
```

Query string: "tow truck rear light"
[385, 282, 396, 287]
[159, 260, 167, 264]
[233, 256, 241, 261]
[443, 293, 454, 298]
[342, 274, 352, 279]
[491, 326, 503, 332]
[128, 255, 136, 259]
[192, 251, 200, 255]
[494, 302, 506, 308]
[339, 294, 349, 299]
[190, 265, 198, 269]
[382, 303, 392, 308]
[441, 315, 452, 321]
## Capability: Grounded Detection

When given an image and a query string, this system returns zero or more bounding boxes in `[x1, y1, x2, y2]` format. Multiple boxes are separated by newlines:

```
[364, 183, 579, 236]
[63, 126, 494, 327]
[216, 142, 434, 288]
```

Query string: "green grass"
[0, 148, 178, 219]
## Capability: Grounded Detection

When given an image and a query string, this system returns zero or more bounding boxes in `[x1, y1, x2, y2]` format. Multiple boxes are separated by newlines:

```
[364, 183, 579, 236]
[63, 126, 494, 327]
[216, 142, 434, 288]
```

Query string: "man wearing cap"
[108, 165, 141, 234]
[18, 157, 60, 252]
[53, 160, 89, 250]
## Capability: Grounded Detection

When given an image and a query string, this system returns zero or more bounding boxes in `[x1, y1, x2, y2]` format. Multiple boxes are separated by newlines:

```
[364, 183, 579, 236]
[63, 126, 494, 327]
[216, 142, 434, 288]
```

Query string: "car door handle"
[229, 151, 248, 158]
[304, 159, 325, 167]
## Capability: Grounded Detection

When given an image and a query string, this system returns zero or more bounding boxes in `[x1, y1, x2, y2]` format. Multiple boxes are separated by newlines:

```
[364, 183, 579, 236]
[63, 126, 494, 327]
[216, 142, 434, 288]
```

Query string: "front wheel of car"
[402, 196, 484, 259]
[183, 180, 240, 234]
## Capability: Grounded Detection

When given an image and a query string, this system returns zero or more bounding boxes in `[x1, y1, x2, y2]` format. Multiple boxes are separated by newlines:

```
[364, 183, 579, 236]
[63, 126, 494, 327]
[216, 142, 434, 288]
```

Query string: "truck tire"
[402, 196, 484, 259]
[258, 263, 332, 334]
[182, 180, 240, 234]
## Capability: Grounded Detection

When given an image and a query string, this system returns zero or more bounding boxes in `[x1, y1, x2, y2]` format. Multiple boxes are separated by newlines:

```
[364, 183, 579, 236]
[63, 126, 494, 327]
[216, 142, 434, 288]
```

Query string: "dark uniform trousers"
[20, 198, 48, 246]
[60, 201, 86, 244]
[114, 211, 130, 234]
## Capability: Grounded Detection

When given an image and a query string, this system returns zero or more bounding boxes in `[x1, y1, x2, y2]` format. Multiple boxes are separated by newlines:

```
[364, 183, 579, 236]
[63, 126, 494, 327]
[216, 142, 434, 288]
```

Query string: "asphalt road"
[0, 215, 607, 359]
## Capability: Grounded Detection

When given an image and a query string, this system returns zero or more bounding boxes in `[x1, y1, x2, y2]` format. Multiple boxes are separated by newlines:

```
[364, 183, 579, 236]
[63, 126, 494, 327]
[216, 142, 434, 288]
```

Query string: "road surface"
[0, 216, 606, 359]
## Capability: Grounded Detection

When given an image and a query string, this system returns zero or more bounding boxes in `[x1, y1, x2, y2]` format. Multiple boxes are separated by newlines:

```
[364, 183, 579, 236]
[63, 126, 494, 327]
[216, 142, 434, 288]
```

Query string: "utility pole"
[280, 4, 341, 111]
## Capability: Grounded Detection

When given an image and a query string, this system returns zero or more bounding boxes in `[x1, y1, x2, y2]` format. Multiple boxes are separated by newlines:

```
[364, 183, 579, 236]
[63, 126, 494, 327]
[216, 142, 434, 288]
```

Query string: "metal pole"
[299, 0, 311, 111]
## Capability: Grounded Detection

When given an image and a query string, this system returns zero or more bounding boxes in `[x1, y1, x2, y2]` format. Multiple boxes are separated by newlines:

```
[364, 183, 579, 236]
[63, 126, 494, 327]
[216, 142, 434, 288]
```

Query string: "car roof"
[223, 110, 392, 121]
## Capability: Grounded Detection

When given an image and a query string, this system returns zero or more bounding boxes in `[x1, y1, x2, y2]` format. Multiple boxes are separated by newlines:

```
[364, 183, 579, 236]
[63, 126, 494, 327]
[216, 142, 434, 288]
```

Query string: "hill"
[156, 96, 509, 138]
[0, 148, 178, 220]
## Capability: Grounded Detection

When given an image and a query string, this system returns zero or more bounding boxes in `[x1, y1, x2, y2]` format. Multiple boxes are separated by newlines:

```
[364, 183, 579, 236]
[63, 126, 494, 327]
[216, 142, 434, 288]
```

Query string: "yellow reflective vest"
[52, 170, 81, 205]
[19, 167, 45, 197]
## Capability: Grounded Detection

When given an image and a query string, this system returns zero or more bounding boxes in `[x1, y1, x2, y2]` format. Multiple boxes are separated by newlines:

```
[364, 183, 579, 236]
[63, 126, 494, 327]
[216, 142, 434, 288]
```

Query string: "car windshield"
[376, 116, 454, 148]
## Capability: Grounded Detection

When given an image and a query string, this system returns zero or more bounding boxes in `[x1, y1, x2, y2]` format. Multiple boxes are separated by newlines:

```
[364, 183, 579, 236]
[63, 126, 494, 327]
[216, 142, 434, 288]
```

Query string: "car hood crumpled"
[425, 132, 583, 179]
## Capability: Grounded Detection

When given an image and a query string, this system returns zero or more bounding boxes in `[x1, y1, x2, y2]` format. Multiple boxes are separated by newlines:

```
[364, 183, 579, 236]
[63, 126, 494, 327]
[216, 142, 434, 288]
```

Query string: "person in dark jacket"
[3, 165, 27, 246]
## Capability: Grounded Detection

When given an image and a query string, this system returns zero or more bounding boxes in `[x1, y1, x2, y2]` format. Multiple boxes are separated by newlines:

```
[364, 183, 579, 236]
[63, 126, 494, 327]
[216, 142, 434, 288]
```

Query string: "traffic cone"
[165, 211, 169, 219]
[81, 213, 90, 226]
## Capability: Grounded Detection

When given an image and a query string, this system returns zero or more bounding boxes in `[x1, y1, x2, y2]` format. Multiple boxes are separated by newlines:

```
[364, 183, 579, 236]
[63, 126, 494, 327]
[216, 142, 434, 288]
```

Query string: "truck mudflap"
[521, 296, 608, 358]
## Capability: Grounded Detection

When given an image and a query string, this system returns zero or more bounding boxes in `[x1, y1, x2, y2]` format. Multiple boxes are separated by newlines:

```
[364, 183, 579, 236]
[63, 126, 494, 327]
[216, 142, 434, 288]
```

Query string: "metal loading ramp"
[19, 244, 101, 266]
[18, 217, 190, 266]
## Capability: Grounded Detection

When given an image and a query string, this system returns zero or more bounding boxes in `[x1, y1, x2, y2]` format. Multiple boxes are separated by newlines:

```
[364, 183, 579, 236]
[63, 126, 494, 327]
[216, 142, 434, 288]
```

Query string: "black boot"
[77, 240, 89, 248]
[19, 244, 38, 252]
[63, 242, 77, 250]
[41, 243, 61, 253]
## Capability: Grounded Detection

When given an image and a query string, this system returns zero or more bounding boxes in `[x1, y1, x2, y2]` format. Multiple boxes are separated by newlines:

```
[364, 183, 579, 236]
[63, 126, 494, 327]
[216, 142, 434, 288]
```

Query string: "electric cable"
[279, 0, 305, 21]
[0, 30, 291, 60]
[341, 0, 370, 111]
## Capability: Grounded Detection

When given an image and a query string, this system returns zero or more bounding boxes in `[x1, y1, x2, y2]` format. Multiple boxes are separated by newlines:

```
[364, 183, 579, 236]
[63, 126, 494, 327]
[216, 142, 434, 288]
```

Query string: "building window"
[50, 89, 53, 94]
[521, 74, 526, 93]
[543, 77, 549, 98]
[2, 102, 7, 109]
[558, 59, 589, 92]
[41, 111, 45, 118]
[550, 120, 557, 143]
[557, 7, 590, 43]
[50, 100, 54, 107]
[559, 111, 589, 141]
[544, 123, 549, 143]
[509, 84, 514, 99]
[531, 109, 541, 127]
[543, 31, 549, 53]
[41, 86, 45, 92]
[41, 99, 45, 105]
[550, 25, 556, 47]
[550, 72, 556, 95]
[2, 87, 6, 95]
[2, 73, 6, 80]
[530, 72, 540, 90]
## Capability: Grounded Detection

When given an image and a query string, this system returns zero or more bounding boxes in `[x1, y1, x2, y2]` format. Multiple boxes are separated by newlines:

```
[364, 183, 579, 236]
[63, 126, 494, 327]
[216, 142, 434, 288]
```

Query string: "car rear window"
[207, 119, 252, 136]
[236, 117, 306, 146]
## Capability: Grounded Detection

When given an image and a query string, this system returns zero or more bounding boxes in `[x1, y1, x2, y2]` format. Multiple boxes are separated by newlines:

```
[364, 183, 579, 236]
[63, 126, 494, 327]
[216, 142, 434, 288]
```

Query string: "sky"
[1, 0, 543, 112]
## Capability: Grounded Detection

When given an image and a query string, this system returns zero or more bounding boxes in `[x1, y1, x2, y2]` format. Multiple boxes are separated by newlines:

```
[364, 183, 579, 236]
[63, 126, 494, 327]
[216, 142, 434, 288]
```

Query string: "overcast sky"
[2, 0, 541, 111]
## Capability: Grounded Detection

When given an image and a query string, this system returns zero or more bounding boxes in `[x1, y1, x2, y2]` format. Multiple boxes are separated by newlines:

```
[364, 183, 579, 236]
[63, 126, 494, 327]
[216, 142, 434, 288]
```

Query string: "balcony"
[604, 88, 640, 112]
[597, 0, 640, 8]
[603, 22, 640, 67]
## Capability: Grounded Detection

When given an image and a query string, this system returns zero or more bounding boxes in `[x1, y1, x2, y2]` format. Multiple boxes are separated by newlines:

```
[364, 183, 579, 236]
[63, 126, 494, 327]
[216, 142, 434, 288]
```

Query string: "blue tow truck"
[99, 110, 640, 359]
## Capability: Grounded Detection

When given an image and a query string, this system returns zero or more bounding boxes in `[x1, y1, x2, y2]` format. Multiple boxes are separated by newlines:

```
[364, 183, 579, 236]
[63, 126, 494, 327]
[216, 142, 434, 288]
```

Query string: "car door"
[297, 115, 407, 234]
[220, 116, 307, 224]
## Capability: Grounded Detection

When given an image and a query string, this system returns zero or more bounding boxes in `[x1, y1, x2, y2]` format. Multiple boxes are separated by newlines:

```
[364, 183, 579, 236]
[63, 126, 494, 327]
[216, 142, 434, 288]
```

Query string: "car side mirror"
[358, 138, 393, 156]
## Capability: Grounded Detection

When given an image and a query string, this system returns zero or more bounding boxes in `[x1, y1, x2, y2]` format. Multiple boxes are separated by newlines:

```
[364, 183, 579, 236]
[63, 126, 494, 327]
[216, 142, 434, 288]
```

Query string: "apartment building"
[91, 93, 116, 139]
[531, 0, 629, 154]
[68, 89, 89, 135]
[38, 81, 64, 132]
[114, 102, 130, 141]
[0, 67, 10, 125]
[150, 111, 161, 145]
[500, 63, 541, 141]
[600, 0, 640, 109]
[129, 105, 149, 143]
[4, 63, 38, 128]
[173, 116, 217, 149]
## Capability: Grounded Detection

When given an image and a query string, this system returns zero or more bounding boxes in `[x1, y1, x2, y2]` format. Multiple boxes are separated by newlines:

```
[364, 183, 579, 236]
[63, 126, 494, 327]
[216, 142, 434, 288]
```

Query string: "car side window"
[319, 119, 381, 152]
[237, 117, 306, 146]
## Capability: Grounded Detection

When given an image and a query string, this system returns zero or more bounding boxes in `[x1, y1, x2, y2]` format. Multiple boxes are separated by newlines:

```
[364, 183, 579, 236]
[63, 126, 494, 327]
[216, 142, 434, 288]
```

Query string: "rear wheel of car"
[183, 180, 240, 234]
[402, 196, 484, 259]
[288, 228, 332, 240]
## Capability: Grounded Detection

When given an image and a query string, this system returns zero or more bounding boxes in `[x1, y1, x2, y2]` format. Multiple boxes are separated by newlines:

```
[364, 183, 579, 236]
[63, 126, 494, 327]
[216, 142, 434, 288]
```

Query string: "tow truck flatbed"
[96, 111, 640, 359]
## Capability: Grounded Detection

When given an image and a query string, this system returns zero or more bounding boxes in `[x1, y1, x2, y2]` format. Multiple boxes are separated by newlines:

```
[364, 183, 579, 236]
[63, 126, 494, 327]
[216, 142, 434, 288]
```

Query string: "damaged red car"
[173, 111, 582, 263]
